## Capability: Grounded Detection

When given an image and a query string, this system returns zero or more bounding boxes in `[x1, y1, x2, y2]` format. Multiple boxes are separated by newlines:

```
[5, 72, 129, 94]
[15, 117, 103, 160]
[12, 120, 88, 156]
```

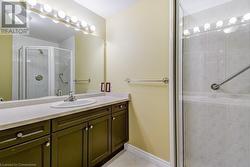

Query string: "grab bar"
[59, 73, 69, 84]
[74, 79, 91, 84]
[125, 77, 169, 84]
[211, 64, 250, 90]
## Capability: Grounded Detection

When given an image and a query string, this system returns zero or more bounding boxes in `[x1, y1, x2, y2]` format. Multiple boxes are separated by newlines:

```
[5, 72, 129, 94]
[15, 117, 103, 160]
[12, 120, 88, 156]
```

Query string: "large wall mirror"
[0, 8, 105, 102]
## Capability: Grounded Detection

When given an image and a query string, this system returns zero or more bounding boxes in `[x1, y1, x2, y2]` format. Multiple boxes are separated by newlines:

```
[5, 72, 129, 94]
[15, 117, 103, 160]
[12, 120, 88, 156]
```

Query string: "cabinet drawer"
[0, 121, 50, 150]
[112, 102, 128, 113]
[0, 136, 50, 167]
[52, 106, 111, 132]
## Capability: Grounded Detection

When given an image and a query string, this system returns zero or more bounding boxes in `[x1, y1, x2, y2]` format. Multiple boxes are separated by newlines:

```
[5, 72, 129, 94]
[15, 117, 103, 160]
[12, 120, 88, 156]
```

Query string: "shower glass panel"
[177, 0, 250, 167]
[54, 48, 72, 96]
[25, 48, 49, 99]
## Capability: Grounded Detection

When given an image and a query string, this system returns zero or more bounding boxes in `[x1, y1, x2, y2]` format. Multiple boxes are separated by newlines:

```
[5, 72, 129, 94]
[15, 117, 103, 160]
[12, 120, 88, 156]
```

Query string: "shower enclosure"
[18, 46, 73, 100]
[175, 0, 250, 167]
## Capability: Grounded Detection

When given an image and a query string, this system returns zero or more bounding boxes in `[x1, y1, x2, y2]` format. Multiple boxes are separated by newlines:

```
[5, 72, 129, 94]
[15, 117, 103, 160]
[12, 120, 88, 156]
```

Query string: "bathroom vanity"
[0, 95, 129, 167]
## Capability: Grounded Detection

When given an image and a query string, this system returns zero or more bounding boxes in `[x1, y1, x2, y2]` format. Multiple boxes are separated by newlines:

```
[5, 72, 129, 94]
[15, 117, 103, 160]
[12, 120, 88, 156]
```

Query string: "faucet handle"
[69, 91, 73, 96]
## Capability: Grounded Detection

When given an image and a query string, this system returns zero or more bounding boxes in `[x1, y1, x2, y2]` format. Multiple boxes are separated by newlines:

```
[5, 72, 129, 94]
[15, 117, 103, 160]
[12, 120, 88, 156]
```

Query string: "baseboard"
[124, 144, 170, 167]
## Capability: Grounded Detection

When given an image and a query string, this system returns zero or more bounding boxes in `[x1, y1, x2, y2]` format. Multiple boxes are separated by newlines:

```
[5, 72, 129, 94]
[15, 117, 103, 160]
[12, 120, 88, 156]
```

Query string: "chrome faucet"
[64, 91, 77, 102]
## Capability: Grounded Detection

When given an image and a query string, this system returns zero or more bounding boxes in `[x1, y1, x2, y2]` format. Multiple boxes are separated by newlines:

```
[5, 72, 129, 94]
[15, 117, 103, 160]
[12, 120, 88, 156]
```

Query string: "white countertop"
[0, 93, 129, 131]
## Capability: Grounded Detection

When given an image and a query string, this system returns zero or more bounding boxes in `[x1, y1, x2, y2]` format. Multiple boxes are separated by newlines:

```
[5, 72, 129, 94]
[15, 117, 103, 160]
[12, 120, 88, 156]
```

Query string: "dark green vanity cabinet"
[111, 110, 129, 153]
[0, 101, 129, 167]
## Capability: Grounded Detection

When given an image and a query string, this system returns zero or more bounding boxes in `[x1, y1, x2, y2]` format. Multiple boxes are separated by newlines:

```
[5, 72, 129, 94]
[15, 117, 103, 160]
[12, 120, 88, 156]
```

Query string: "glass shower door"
[177, 0, 250, 167]
[24, 47, 50, 99]
[54, 48, 72, 96]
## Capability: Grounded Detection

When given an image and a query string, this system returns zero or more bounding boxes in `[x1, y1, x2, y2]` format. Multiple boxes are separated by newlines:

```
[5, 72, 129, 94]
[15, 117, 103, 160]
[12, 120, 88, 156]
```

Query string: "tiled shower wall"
[184, 100, 250, 167]
[183, 24, 250, 95]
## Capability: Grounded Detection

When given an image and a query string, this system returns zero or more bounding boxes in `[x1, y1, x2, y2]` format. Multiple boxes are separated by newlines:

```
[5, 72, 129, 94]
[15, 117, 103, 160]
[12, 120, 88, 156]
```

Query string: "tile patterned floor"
[103, 151, 160, 167]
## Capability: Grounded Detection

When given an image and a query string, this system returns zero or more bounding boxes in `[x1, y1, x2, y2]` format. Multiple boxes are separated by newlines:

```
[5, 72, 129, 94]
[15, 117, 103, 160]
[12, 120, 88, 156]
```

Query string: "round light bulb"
[183, 29, 190, 36]
[27, 0, 37, 6]
[243, 13, 250, 22]
[84, 26, 89, 32]
[193, 27, 200, 33]
[229, 17, 237, 25]
[57, 10, 66, 19]
[216, 20, 223, 28]
[65, 17, 70, 23]
[71, 16, 78, 23]
[76, 22, 81, 27]
[43, 4, 52, 13]
[90, 25, 96, 32]
[81, 21, 88, 27]
[204, 23, 211, 31]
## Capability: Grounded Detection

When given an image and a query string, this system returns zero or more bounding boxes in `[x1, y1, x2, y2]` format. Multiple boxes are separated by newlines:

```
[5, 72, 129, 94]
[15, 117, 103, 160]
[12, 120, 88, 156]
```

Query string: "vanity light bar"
[26, 1, 97, 35]
[183, 13, 250, 37]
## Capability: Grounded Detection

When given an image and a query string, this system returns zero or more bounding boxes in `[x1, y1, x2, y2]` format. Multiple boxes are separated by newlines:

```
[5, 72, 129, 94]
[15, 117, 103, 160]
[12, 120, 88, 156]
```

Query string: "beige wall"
[106, 0, 170, 161]
[0, 36, 12, 101]
[39, 0, 106, 39]
[75, 33, 105, 93]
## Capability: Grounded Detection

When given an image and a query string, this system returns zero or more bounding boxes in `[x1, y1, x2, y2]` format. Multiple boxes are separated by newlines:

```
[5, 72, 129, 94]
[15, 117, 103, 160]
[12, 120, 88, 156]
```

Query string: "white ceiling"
[181, 0, 233, 15]
[74, 0, 138, 18]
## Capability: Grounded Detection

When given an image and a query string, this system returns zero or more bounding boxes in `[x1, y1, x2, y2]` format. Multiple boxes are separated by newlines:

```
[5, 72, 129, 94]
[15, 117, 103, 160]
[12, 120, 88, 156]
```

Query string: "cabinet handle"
[119, 105, 124, 109]
[45, 142, 50, 147]
[89, 125, 94, 129]
[0, 137, 17, 144]
[84, 127, 89, 131]
[17, 130, 44, 139]
[16, 132, 23, 138]
[112, 117, 116, 120]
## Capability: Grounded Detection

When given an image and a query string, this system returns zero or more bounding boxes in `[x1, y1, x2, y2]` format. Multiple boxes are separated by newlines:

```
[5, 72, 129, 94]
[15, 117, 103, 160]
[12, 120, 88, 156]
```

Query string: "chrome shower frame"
[169, 0, 185, 167]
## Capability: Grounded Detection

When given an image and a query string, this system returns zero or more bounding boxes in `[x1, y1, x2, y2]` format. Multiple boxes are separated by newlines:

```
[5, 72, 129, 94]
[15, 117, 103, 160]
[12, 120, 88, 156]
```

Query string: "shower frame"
[168, 0, 184, 167]
[18, 46, 73, 100]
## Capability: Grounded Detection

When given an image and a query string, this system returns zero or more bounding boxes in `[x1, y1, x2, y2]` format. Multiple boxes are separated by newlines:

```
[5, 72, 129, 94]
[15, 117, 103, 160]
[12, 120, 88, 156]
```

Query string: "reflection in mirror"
[0, 11, 104, 102]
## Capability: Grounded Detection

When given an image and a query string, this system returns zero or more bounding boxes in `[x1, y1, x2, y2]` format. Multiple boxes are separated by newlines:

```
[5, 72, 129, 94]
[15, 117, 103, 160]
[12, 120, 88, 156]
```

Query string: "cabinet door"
[88, 115, 111, 167]
[52, 123, 88, 167]
[112, 110, 128, 152]
[0, 136, 50, 167]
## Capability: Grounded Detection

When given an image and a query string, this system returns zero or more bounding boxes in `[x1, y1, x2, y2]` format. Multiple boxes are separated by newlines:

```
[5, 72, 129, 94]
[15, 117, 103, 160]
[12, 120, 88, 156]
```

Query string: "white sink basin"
[51, 98, 97, 108]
